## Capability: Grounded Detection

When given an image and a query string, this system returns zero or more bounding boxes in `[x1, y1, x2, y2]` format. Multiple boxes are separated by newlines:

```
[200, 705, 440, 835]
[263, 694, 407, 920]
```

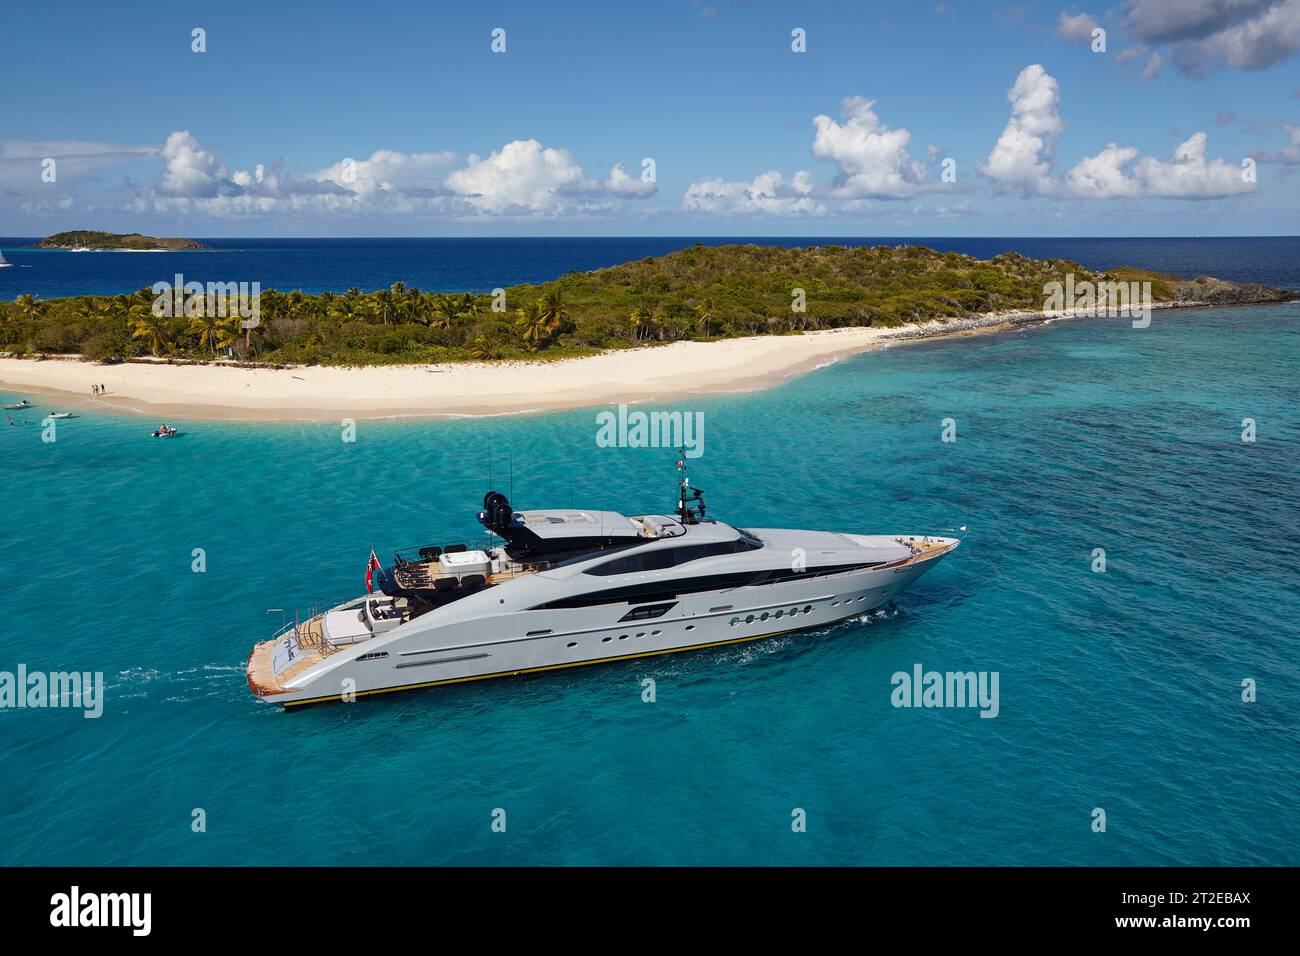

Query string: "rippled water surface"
[1, 304, 1297, 865]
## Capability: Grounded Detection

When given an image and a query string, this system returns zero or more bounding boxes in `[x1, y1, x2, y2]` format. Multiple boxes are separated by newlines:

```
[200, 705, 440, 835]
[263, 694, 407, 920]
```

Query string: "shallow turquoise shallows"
[2, 306, 1297, 866]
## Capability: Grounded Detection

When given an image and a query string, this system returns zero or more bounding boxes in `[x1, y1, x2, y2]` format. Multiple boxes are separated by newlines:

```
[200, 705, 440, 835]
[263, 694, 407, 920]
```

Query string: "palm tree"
[695, 298, 715, 338]
[130, 314, 172, 357]
[469, 335, 501, 360]
[71, 297, 98, 324]
[214, 317, 243, 354]
[648, 302, 668, 341]
[453, 292, 479, 319]
[188, 312, 223, 355]
[538, 288, 569, 332]
[514, 301, 549, 351]
[376, 289, 394, 325]
[14, 294, 42, 322]
[628, 307, 647, 343]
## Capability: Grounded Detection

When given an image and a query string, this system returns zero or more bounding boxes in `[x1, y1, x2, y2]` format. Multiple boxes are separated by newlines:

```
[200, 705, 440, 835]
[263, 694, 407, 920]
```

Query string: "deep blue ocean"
[1, 238, 1298, 865]
[2, 236, 1299, 300]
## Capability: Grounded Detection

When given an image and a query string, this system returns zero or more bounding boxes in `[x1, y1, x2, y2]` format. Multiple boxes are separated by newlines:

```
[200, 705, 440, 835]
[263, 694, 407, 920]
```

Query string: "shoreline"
[0, 300, 1281, 421]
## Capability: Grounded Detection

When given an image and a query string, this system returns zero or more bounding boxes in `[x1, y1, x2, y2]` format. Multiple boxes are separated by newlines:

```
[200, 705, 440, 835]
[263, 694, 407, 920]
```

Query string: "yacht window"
[528, 570, 757, 610]
[618, 602, 675, 622]
[583, 538, 760, 576]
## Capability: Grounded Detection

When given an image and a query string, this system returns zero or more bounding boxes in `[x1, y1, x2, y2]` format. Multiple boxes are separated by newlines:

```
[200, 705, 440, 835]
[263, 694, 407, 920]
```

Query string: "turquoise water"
[2, 305, 1297, 865]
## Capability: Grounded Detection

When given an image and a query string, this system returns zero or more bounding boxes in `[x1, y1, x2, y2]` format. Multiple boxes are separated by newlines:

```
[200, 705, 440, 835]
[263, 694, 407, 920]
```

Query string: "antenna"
[508, 450, 514, 506]
[487, 435, 493, 492]
[675, 447, 706, 525]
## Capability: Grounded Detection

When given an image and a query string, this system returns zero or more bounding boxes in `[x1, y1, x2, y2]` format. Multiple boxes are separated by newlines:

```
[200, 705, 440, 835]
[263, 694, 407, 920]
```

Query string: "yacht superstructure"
[246, 467, 959, 707]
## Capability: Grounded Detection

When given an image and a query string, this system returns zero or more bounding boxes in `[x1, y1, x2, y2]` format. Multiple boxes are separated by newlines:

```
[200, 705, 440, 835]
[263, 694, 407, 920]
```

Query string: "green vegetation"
[1104, 266, 1179, 302]
[30, 230, 210, 250]
[0, 243, 1164, 365]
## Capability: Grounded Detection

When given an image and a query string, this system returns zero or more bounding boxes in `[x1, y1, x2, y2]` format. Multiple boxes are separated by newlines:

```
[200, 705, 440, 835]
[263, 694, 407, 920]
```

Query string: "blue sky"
[2, 0, 1298, 236]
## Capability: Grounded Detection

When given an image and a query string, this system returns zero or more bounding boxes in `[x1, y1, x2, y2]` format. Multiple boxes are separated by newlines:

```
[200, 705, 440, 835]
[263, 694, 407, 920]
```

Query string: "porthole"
[635, 632, 645, 638]
[567, 642, 577, 648]
[775, 610, 784, 618]
[651, 630, 661, 636]
[831, 601, 839, 607]
[602, 636, 612, 643]
[685, 625, 695, 631]
[745, 615, 755, 623]
[730, 617, 739, 626]
[619, 635, 628, 641]
[803, 605, 813, 613]
[789, 607, 798, 615]
[760, 612, 770, 621]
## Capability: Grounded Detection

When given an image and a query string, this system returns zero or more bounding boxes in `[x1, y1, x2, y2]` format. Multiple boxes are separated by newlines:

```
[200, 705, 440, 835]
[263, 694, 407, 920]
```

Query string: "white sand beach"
[0, 327, 900, 421]
[0, 303, 1207, 421]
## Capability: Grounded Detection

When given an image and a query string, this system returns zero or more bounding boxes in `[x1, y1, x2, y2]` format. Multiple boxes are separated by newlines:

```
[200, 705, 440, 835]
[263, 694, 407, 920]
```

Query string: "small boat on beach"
[3, 399, 31, 409]
[152, 425, 179, 438]
[48, 411, 73, 419]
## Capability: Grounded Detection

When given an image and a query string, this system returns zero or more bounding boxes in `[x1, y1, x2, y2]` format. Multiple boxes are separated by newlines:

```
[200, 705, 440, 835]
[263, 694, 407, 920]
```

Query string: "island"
[0, 243, 1294, 420]
[29, 230, 211, 251]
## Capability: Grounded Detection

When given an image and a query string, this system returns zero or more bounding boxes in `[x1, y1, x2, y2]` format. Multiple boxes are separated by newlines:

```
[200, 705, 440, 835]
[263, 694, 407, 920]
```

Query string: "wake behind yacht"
[247, 465, 960, 707]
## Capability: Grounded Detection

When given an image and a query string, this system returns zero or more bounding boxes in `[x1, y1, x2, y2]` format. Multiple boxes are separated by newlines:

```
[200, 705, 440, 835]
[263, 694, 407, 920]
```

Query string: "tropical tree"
[214, 317, 243, 354]
[188, 312, 223, 355]
[130, 314, 172, 357]
[695, 298, 715, 338]
[514, 301, 549, 351]
[469, 334, 501, 360]
[538, 287, 569, 332]
[628, 307, 648, 343]
[14, 294, 43, 322]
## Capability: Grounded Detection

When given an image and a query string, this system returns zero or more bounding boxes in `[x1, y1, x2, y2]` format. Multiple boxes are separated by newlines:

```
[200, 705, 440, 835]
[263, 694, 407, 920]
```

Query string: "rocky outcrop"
[1169, 275, 1299, 305]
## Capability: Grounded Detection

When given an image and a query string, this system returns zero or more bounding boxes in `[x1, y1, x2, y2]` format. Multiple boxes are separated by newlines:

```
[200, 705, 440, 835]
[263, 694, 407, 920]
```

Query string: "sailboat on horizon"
[0, 250, 12, 267]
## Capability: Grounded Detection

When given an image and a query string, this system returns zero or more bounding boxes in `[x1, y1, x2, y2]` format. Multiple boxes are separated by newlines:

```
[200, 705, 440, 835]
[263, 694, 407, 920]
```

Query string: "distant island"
[0, 243, 1294, 366]
[29, 230, 210, 251]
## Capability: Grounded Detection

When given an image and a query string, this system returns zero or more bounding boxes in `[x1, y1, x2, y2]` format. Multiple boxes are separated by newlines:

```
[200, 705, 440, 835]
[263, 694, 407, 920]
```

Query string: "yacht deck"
[246, 615, 336, 698]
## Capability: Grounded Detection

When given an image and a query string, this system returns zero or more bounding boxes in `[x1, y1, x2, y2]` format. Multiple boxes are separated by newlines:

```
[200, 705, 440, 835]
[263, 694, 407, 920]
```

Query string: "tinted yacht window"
[584, 538, 758, 576]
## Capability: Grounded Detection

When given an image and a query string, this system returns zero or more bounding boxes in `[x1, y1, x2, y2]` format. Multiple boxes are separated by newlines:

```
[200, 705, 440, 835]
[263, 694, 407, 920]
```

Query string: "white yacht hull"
[248, 536, 957, 708]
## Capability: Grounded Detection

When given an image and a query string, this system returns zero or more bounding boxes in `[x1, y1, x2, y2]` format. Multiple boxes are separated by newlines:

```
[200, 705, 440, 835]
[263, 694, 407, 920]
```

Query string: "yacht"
[0, 251, 12, 267]
[246, 466, 960, 707]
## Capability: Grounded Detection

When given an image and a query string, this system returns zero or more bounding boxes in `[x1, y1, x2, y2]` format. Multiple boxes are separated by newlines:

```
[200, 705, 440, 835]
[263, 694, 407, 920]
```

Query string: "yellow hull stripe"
[280, 620, 842, 709]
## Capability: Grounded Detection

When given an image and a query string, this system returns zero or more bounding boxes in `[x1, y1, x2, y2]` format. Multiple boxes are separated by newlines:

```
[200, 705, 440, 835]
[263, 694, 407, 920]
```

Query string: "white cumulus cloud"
[110, 133, 655, 219]
[811, 96, 925, 198]
[158, 131, 229, 198]
[985, 65, 1255, 200]
[682, 95, 924, 215]
[980, 64, 1064, 195]
[1064, 132, 1253, 198]
[1058, 11, 1100, 43]
[443, 139, 655, 214]
[682, 170, 824, 215]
